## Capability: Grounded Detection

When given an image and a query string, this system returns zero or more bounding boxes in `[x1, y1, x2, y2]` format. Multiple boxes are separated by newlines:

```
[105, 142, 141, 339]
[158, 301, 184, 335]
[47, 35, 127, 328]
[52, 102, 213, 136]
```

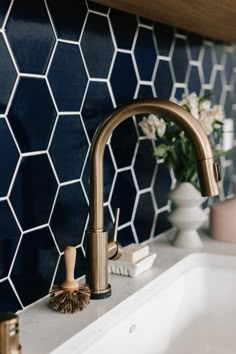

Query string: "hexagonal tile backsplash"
[0, 0, 236, 311]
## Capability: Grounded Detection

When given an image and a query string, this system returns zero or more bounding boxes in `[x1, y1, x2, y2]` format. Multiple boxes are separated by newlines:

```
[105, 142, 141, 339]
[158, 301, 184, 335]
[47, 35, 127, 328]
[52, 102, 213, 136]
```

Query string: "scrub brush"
[49, 246, 90, 313]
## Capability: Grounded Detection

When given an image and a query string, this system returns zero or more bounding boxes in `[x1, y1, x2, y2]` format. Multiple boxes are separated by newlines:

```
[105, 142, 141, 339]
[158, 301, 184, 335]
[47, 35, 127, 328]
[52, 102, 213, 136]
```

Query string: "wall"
[0, 0, 236, 312]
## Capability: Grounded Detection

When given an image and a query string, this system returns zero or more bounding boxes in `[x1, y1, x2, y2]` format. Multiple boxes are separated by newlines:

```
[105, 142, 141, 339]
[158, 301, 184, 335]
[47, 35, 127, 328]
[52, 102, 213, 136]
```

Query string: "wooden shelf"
[91, 0, 236, 42]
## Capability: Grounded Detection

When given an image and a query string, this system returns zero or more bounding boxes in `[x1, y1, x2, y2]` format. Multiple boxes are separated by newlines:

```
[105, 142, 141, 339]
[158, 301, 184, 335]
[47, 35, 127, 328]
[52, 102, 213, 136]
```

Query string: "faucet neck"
[88, 98, 218, 232]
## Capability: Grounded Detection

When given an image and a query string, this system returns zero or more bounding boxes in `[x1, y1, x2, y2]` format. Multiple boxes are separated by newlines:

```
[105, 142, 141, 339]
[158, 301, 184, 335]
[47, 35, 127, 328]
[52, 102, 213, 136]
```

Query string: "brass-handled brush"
[49, 246, 90, 313]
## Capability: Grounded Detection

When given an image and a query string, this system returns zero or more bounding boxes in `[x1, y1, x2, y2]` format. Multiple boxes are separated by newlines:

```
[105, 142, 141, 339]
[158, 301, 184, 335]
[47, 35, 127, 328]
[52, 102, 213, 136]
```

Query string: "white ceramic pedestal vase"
[168, 182, 207, 249]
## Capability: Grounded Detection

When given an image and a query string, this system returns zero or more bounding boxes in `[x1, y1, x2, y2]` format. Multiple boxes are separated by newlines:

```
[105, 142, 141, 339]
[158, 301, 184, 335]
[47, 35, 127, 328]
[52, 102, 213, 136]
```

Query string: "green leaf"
[154, 144, 169, 158]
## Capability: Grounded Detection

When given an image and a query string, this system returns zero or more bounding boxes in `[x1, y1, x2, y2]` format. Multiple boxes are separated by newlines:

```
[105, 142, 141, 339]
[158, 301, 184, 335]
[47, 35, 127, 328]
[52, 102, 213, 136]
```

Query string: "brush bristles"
[49, 284, 91, 313]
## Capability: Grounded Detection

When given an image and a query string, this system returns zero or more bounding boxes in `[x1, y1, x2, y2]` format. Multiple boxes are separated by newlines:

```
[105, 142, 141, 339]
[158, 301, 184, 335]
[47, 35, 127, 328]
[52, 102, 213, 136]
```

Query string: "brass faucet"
[86, 98, 220, 299]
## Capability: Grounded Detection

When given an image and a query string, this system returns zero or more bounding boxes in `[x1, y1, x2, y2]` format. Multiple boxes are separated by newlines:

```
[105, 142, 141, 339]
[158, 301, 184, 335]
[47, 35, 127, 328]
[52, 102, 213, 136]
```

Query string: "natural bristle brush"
[49, 246, 90, 313]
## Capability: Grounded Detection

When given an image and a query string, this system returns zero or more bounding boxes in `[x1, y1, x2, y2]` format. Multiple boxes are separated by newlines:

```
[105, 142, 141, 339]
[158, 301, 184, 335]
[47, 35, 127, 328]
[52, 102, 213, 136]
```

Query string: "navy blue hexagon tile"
[0, 0, 11, 27]
[172, 38, 189, 83]
[188, 65, 201, 95]
[134, 192, 155, 243]
[11, 227, 58, 306]
[110, 52, 137, 105]
[0, 34, 17, 114]
[82, 146, 115, 203]
[154, 162, 172, 209]
[137, 85, 153, 99]
[173, 87, 186, 101]
[49, 115, 88, 183]
[134, 27, 157, 81]
[50, 182, 88, 251]
[134, 139, 156, 190]
[0, 119, 19, 197]
[154, 60, 173, 99]
[47, 0, 87, 41]
[139, 17, 153, 26]
[10, 154, 58, 230]
[48, 42, 88, 112]
[136, 85, 154, 132]
[111, 170, 137, 225]
[111, 118, 137, 168]
[6, 0, 55, 74]
[154, 23, 174, 57]
[109, 9, 137, 50]
[0, 201, 21, 280]
[54, 247, 85, 285]
[82, 81, 114, 140]
[202, 45, 214, 84]
[81, 13, 114, 78]
[187, 33, 202, 61]
[8, 78, 57, 153]
[0, 280, 22, 312]
[117, 225, 136, 246]
[154, 210, 172, 236]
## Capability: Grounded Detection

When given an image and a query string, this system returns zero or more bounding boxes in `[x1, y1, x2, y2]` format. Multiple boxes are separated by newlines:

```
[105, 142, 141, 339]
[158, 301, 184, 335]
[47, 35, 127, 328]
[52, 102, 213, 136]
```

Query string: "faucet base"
[90, 284, 112, 300]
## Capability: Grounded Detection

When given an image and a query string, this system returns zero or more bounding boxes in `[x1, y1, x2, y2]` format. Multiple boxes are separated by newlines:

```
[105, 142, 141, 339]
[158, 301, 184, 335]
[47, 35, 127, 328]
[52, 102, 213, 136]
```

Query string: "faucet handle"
[113, 208, 120, 243]
[108, 208, 123, 260]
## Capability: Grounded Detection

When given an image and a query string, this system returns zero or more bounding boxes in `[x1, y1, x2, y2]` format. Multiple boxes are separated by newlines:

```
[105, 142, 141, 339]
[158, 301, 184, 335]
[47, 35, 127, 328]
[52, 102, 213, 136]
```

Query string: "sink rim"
[51, 252, 236, 354]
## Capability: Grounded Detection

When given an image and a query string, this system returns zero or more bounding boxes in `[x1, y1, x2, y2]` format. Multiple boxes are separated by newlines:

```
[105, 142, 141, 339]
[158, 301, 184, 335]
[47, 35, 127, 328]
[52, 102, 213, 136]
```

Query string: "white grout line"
[139, 23, 153, 30]
[7, 199, 23, 233]
[130, 222, 139, 243]
[2, 29, 20, 75]
[87, 8, 108, 18]
[57, 38, 79, 45]
[47, 113, 59, 151]
[47, 184, 60, 225]
[44, 0, 57, 39]
[59, 178, 82, 187]
[22, 223, 49, 234]
[21, 150, 47, 157]
[5, 74, 19, 116]
[45, 39, 57, 77]
[8, 277, 24, 309]
[45, 77, 59, 113]
[79, 42, 90, 81]
[47, 151, 60, 185]
[19, 73, 46, 79]
[7, 232, 23, 277]
[48, 225, 61, 254]
[2, 0, 15, 29]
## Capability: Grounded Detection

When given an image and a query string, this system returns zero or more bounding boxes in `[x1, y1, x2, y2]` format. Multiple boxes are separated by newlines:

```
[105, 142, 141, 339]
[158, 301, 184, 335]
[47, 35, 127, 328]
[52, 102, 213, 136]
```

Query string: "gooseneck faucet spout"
[86, 98, 220, 299]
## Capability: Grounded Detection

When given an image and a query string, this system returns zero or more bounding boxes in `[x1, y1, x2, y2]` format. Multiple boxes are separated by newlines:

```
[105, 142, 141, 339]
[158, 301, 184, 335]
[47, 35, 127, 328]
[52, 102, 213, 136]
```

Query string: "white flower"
[147, 114, 166, 137]
[211, 105, 224, 122]
[180, 92, 199, 120]
[139, 117, 157, 140]
[156, 118, 166, 137]
[200, 99, 211, 111]
[199, 111, 214, 135]
[138, 114, 166, 139]
[190, 107, 200, 120]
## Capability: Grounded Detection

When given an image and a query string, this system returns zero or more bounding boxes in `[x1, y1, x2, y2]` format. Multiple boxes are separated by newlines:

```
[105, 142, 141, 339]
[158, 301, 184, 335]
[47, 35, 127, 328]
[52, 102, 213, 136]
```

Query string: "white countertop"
[19, 229, 236, 354]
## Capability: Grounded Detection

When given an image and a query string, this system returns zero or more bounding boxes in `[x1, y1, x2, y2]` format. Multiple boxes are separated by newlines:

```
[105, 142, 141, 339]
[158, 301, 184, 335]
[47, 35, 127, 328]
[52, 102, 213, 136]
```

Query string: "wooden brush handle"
[61, 246, 79, 290]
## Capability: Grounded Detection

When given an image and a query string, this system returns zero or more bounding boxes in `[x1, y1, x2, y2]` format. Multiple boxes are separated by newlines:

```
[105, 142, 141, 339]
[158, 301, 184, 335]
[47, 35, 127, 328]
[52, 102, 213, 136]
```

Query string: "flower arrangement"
[139, 93, 227, 188]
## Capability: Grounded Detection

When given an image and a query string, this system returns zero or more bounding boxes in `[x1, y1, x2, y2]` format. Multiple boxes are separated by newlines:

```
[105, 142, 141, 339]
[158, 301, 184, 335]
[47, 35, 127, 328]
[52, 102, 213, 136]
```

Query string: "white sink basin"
[53, 253, 236, 354]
